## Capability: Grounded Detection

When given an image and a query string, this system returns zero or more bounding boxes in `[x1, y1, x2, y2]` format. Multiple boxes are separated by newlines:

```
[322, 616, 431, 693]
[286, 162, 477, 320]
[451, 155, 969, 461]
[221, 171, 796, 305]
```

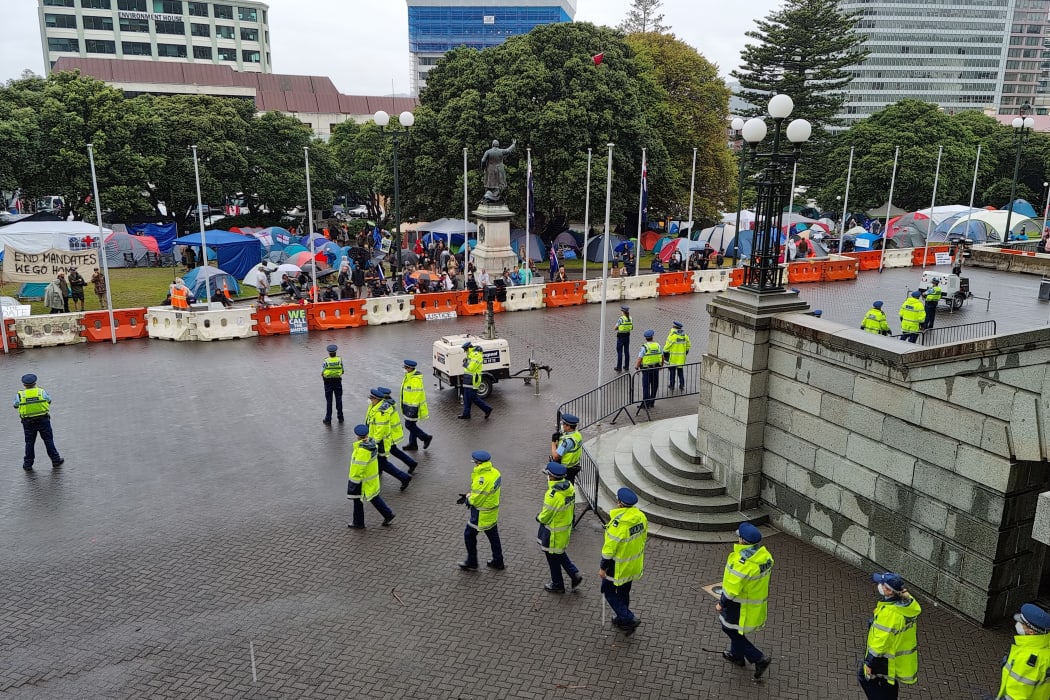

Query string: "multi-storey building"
[38, 0, 271, 74]
[406, 0, 576, 95]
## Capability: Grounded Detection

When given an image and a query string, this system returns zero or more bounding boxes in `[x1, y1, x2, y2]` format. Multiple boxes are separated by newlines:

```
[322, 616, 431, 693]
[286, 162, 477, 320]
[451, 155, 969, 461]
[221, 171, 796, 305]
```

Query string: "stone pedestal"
[471, 203, 520, 277]
[695, 287, 809, 510]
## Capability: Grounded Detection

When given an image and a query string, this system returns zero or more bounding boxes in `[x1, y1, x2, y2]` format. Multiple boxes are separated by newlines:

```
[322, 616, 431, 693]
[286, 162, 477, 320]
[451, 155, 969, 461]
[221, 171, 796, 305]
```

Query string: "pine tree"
[617, 0, 670, 34]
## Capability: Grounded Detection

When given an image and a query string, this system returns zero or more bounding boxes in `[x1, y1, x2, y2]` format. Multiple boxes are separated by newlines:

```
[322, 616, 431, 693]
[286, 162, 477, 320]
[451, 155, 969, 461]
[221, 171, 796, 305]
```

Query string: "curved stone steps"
[624, 440, 728, 502]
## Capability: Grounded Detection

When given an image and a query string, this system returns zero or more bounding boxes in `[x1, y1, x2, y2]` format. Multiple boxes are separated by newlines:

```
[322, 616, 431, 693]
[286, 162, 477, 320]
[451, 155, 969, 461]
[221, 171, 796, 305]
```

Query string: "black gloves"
[455, 494, 467, 505]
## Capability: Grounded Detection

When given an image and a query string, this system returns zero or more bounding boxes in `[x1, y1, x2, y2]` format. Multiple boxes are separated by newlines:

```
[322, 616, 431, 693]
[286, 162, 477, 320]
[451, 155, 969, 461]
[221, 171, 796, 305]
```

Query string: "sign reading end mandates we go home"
[2, 246, 99, 284]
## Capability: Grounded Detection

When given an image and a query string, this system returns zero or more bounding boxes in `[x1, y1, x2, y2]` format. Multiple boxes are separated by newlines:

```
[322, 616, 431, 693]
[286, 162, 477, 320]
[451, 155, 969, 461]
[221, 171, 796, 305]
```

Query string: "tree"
[618, 0, 670, 34]
[329, 119, 394, 224]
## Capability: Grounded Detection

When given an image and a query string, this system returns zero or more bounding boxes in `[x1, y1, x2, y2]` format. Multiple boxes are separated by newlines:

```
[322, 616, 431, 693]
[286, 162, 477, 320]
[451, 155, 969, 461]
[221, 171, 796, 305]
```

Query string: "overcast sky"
[2, 0, 783, 93]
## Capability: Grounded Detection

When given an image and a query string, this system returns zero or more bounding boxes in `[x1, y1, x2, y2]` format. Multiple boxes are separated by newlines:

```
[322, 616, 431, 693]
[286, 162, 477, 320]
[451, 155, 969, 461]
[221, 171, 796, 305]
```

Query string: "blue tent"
[510, 230, 546, 261]
[171, 230, 262, 279]
[182, 265, 241, 300]
[584, 234, 627, 262]
[724, 230, 755, 259]
[1001, 198, 1038, 218]
[127, 222, 178, 252]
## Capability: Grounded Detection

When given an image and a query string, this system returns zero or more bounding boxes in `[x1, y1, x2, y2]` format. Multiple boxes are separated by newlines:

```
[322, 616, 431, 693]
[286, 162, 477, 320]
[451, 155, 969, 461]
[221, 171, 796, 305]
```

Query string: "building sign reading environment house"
[117, 11, 182, 22]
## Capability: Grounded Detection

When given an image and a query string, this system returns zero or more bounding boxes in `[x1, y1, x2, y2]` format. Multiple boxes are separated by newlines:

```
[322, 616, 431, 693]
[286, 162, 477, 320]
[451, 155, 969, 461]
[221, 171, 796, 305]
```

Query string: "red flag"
[592, 53, 604, 66]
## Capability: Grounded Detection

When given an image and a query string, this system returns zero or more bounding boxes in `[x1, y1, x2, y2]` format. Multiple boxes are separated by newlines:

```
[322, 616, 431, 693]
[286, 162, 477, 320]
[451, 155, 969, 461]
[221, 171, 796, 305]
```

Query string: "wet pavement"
[0, 264, 1043, 698]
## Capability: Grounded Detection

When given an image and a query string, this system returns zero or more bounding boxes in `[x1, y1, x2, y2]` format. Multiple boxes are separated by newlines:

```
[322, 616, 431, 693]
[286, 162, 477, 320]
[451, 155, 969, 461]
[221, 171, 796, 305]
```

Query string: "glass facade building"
[407, 0, 576, 94]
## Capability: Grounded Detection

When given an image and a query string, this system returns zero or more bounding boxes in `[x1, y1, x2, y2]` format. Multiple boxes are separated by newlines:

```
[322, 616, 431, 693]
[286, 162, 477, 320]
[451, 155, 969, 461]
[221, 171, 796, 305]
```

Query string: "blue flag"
[373, 224, 381, 247]
[549, 241, 559, 280]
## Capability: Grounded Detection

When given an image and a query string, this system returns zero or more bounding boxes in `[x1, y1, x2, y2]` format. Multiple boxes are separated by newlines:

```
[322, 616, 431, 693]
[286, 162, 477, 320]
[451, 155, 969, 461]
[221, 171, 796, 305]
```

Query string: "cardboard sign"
[1, 304, 31, 318]
[934, 252, 952, 266]
[425, 311, 457, 321]
[288, 307, 309, 334]
[2, 246, 98, 284]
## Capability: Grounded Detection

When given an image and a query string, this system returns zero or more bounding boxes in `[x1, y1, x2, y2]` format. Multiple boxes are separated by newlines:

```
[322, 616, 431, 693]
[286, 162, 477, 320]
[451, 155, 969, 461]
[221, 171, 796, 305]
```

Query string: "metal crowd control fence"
[892, 320, 997, 345]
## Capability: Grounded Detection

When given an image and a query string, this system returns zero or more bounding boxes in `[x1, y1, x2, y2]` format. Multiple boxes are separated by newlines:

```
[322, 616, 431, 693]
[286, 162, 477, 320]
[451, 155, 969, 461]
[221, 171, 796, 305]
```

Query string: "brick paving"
[0, 264, 1043, 698]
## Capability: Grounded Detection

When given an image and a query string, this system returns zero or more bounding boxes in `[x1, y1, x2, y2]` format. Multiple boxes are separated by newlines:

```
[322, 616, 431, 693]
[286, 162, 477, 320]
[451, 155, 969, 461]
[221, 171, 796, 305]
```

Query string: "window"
[240, 27, 258, 41]
[215, 25, 234, 39]
[154, 0, 182, 13]
[155, 20, 185, 34]
[218, 47, 237, 61]
[122, 41, 153, 56]
[117, 0, 146, 10]
[47, 37, 79, 52]
[43, 0, 73, 6]
[213, 4, 233, 19]
[44, 13, 77, 29]
[157, 43, 188, 58]
[85, 39, 117, 54]
[82, 0, 112, 8]
[192, 45, 212, 59]
[191, 23, 210, 37]
[83, 15, 114, 30]
[119, 17, 149, 32]
[238, 6, 257, 22]
[187, 1, 208, 16]
[242, 49, 260, 63]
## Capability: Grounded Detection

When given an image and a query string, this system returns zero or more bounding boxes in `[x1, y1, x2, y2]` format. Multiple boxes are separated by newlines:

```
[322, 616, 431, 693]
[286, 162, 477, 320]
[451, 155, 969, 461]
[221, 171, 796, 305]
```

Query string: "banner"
[3, 246, 98, 284]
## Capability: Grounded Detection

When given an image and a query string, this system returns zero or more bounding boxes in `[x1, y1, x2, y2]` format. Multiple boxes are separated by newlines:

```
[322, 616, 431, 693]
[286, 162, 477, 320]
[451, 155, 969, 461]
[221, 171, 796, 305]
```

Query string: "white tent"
[0, 221, 111, 254]
[945, 210, 1038, 240]
[913, 205, 982, 225]
[695, 223, 737, 252]
[721, 210, 756, 229]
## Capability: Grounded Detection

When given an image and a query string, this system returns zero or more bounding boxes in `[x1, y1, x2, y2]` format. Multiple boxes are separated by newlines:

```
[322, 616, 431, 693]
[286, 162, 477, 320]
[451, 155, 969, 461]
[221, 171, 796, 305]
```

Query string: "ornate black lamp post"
[1004, 102, 1034, 243]
[374, 109, 415, 280]
[739, 95, 811, 293]
[730, 116, 745, 266]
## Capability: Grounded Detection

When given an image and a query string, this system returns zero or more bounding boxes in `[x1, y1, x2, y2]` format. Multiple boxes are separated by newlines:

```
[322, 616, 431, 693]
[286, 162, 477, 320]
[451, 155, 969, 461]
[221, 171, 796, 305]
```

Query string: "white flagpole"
[634, 147, 646, 276]
[191, 145, 211, 305]
[526, 147, 532, 255]
[598, 143, 614, 385]
[787, 161, 799, 232]
[687, 146, 697, 226]
[840, 146, 854, 236]
[464, 148, 470, 272]
[961, 144, 982, 242]
[922, 145, 943, 270]
[87, 144, 117, 343]
[1043, 181, 1050, 237]
[878, 146, 900, 272]
[305, 146, 318, 302]
[582, 147, 592, 281]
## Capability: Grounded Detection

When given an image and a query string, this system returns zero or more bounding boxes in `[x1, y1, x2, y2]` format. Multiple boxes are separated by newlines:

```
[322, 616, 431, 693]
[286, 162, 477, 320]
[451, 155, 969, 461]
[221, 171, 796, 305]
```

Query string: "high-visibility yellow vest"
[322, 356, 344, 378]
[664, 329, 691, 365]
[366, 401, 391, 453]
[866, 596, 922, 686]
[861, 308, 889, 334]
[720, 544, 774, 633]
[602, 505, 648, 585]
[924, 285, 943, 302]
[400, 370, 429, 421]
[537, 479, 575, 553]
[997, 633, 1050, 700]
[641, 341, 662, 367]
[467, 460, 502, 530]
[616, 314, 633, 334]
[383, 400, 405, 443]
[899, 298, 926, 333]
[16, 388, 50, 419]
[348, 439, 380, 501]
[466, 348, 484, 389]
[558, 430, 583, 467]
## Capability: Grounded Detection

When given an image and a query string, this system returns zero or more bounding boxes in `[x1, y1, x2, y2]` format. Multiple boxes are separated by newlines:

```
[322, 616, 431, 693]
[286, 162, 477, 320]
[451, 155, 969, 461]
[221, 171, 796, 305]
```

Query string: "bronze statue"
[481, 139, 517, 202]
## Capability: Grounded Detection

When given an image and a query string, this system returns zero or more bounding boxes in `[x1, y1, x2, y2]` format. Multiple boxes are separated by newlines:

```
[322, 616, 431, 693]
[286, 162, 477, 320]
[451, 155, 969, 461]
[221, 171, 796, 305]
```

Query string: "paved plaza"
[1, 264, 1044, 698]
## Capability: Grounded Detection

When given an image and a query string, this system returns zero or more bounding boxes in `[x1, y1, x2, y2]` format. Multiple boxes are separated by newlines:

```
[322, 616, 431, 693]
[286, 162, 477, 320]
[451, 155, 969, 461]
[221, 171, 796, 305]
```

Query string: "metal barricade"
[892, 320, 996, 345]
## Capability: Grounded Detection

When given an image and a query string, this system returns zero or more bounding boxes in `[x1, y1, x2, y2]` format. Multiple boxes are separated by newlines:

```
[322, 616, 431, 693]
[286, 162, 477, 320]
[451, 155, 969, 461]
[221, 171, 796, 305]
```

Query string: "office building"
[406, 0, 576, 94]
[38, 0, 272, 75]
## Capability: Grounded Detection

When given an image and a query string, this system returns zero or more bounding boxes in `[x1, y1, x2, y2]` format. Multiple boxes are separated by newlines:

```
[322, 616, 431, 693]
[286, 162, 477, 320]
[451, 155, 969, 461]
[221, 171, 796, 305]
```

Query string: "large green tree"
[329, 119, 394, 224]
[618, 0, 670, 34]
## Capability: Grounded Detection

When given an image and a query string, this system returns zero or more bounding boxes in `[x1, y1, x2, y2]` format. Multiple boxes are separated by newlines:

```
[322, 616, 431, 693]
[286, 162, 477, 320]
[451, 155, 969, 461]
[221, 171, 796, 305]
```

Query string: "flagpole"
[687, 146, 697, 227]
[582, 147, 592, 281]
[191, 145, 211, 305]
[305, 146, 318, 302]
[787, 161, 798, 232]
[840, 146, 854, 236]
[922, 145, 943, 270]
[463, 148, 470, 272]
[526, 147, 532, 263]
[598, 143, 614, 385]
[878, 146, 900, 273]
[962, 144, 982, 241]
[634, 147, 646, 276]
[87, 144, 117, 343]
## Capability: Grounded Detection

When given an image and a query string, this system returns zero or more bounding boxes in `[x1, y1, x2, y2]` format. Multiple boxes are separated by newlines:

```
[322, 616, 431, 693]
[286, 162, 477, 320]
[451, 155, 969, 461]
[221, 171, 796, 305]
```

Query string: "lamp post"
[731, 117, 746, 265]
[1043, 181, 1050, 236]
[739, 94, 811, 293]
[1004, 102, 1034, 243]
[374, 109, 414, 282]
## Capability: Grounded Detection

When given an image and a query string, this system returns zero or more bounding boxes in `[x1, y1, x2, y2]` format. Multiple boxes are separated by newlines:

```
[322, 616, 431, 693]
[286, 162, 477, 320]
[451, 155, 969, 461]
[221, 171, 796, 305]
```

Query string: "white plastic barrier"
[147, 307, 197, 341]
[502, 284, 545, 311]
[365, 294, 413, 325]
[621, 273, 660, 300]
[693, 269, 731, 292]
[13, 312, 86, 348]
[881, 249, 913, 269]
[194, 308, 258, 341]
[585, 277, 623, 303]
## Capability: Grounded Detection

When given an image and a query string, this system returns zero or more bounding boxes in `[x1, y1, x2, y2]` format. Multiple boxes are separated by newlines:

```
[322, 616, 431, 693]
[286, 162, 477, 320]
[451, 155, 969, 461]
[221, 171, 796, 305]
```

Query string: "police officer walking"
[14, 374, 63, 471]
[365, 388, 412, 490]
[664, 321, 691, 390]
[550, 413, 583, 483]
[600, 487, 648, 636]
[458, 341, 492, 420]
[921, 279, 942, 330]
[861, 301, 891, 335]
[996, 603, 1050, 699]
[859, 572, 921, 699]
[400, 359, 433, 451]
[635, 329, 663, 408]
[458, 450, 505, 571]
[717, 523, 773, 681]
[899, 292, 926, 343]
[347, 424, 395, 529]
[537, 462, 583, 593]
[375, 387, 418, 474]
[321, 344, 344, 425]
[614, 305, 633, 372]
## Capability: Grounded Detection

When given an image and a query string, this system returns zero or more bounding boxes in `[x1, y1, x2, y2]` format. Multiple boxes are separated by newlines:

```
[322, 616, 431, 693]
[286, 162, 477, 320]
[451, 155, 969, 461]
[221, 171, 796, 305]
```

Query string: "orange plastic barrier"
[457, 290, 503, 316]
[845, 251, 882, 271]
[543, 281, 585, 307]
[729, 268, 744, 287]
[3, 318, 17, 350]
[253, 304, 303, 336]
[787, 261, 822, 283]
[308, 299, 368, 329]
[911, 245, 951, 266]
[80, 308, 150, 342]
[412, 292, 460, 320]
[821, 259, 859, 282]
[657, 272, 692, 296]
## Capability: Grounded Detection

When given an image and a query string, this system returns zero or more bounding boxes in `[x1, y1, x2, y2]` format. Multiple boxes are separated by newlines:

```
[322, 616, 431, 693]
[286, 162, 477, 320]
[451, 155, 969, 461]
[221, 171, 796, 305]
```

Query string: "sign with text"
[117, 11, 182, 22]
[288, 307, 309, 334]
[2, 246, 98, 284]
[934, 252, 952, 266]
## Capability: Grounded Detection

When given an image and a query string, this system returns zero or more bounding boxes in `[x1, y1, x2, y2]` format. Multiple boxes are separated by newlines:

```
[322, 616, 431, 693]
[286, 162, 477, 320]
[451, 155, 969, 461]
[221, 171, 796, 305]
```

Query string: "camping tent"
[171, 230, 262, 279]
[510, 230, 546, 261]
[419, 218, 477, 235]
[945, 211, 1037, 241]
[126, 222, 177, 252]
[1001, 199, 1038, 218]
[640, 230, 662, 251]
[584, 234, 627, 263]
[104, 231, 160, 267]
[724, 230, 755, 259]
[182, 265, 240, 299]
[696, 223, 737, 252]
[722, 210, 756, 230]
[0, 220, 111, 253]
[552, 230, 580, 250]
[929, 212, 989, 243]
[651, 236, 674, 255]
[866, 203, 907, 219]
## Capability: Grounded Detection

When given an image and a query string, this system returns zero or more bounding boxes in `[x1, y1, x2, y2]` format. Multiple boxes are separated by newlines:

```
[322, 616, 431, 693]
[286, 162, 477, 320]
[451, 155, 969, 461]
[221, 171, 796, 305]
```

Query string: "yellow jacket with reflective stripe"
[557, 429, 582, 468]
[467, 461, 501, 530]
[997, 633, 1050, 700]
[865, 596, 922, 685]
[322, 356, 344, 378]
[924, 285, 943, 302]
[664, 329, 691, 365]
[616, 314, 633, 334]
[381, 399, 405, 443]
[601, 505, 648, 585]
[537, 479, 575, 553]
[899, 297, 926, 333]
[16, 388, 50, 419]
[366, 401, 391, 452]
[720, 544, 773, 633]
[466, 348, 484, 389]
[640, 341, 663, 368]
[861, 308, 890, 334]
[400, 370, 429, 421]
[348, 438, 380, 501]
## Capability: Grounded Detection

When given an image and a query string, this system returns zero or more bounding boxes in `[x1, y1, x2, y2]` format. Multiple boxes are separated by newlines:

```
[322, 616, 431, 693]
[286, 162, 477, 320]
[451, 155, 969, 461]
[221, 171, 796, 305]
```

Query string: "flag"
[640, 152, 648, 232]
[527, 155, 535, 235]
[592, 53, 604, 66]
[373, 223, 381, 247]
[549, 240, 559, 280]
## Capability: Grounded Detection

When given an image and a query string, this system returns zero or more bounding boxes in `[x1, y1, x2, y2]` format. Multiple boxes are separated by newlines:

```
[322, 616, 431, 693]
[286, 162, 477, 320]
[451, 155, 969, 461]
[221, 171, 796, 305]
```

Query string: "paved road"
[0, 264, 1039, 698]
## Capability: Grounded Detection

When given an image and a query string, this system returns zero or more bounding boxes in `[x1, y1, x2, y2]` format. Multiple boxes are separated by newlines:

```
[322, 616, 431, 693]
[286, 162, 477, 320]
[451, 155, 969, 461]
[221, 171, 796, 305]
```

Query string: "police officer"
[861, 301, 891, 335]
[600, 487, 648, 636]
[899, 292, 926, 343]
[375, 387, 418, 473]
[550, 413, 583, 483]
[321, 344, 344, 425]
[664, 321, 691, 390]
[614, 305, 633, 372]
[458, 450, 505, 571]
[996, 603, 1050, 699]
[859, 572, 922, 700]
[14, 374, 64, 471]
[717, 523, 773, 681]
[347, 424, 395, 529]
[400, 359, 433, 451]
[537, 462, 583, 593]
[921, 279, 942, 330]
[365, 388, 412, 490]
[458, 341, 492, 420]
[635, 329, 663, 408]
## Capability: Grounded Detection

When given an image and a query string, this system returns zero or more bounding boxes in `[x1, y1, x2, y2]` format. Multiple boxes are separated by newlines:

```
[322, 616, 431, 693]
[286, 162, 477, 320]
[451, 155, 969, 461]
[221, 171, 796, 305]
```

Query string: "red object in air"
[592, 53, 604, 66]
